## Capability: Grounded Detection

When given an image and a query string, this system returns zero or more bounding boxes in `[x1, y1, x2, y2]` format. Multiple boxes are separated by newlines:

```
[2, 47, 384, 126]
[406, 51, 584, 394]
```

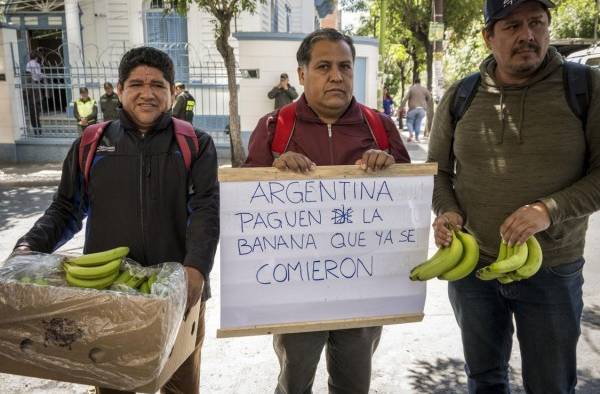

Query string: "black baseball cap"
[484, 0, 555, 26]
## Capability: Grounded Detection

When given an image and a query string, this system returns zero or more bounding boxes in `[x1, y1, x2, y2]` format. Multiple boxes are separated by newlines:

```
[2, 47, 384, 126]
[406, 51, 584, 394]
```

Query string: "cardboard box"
[0, 280, 199, 393]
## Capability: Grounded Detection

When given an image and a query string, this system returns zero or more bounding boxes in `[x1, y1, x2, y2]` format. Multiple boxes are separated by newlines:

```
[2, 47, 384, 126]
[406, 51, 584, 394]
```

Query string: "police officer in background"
[172, 82, 196, 124]
[73, 87, 98, 134]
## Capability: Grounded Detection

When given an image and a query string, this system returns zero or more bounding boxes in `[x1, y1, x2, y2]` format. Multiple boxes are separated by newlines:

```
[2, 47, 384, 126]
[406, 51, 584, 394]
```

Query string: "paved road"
[0, 143, 598, 393]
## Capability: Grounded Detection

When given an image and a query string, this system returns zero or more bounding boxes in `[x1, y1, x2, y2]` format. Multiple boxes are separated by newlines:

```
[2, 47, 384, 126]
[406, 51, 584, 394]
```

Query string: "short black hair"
[103, 82, 113, 89]
[79, 87, 88, 94]
[296, 28, 356, 67]
[414, 77, 421, 84]
[118, 46, 175, 87]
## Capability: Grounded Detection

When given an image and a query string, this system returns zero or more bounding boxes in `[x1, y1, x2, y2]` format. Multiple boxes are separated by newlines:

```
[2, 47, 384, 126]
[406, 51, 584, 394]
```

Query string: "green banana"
[65, 270, 119, 289]
[497, 275, 514, 285]
[439, 231, 480, 281]
[139, 281, 150, 294]
[126, 275, 146, 288]
[477, 242, 528, 277]
[68, 246, 129, 267]
[410, 231, 464, 281]
[113, 270, 133, 285]
[63, 258, 122, 280]
[476, 240, 508, 281]
[147, 273, 158, 290]
[514, 236, 543, 279]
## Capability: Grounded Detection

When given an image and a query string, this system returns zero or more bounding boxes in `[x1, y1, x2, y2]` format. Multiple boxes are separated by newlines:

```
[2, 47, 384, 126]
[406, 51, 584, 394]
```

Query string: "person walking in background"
[246, 28, 409, 394]
[172, 82, 196, 124]
[382, 86, 395, 116]
[99, 82, 120, 121]
[428, 0, 600, 392]
[267, 72, 299, 109]
[399, 78, 432, 142]
[73, 87, 97, 134]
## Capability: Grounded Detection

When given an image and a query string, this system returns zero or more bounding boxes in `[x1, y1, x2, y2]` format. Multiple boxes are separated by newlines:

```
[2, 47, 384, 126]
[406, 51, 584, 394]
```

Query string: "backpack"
[78, 117, 199, 188]
[271, 101, 390, 155]
[450, 61, 592, 131]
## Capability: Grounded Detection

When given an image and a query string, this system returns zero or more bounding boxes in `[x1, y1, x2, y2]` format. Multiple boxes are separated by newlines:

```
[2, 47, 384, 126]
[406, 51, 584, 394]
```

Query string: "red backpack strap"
[172, 117, 199, 171]
[78, 121, 111, 187]
[271, 101, 298, 156]
[359, 104, 390, 151]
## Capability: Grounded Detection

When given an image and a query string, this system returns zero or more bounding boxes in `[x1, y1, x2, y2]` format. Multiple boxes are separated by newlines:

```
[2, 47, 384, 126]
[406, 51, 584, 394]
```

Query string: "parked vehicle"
[566, 46, 600, 68]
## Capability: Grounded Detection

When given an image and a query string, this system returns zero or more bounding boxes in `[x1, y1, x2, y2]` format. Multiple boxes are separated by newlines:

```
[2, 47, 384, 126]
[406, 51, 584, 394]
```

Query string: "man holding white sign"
[246, 28, 409, 394]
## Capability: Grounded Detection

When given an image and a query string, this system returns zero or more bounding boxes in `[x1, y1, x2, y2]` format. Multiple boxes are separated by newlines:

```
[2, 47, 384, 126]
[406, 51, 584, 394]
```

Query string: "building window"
[271, 0, 279, 32]
[285, 5, 291, 33]
[144, 6, 189, 82]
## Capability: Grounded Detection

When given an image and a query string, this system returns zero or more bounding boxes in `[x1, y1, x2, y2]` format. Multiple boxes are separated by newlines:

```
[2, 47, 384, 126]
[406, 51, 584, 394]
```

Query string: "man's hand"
[273, 151, 315, 173]
[355, 149, 394, 171]
[185, 266, 204, 313]
[432, 211, 464, 247]
[500, 202, 550, 246]
[11, 245, 32, 258]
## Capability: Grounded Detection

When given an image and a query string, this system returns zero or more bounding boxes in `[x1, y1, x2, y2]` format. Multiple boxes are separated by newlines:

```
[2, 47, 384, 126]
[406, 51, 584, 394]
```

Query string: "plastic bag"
[0, 252, 187, 391]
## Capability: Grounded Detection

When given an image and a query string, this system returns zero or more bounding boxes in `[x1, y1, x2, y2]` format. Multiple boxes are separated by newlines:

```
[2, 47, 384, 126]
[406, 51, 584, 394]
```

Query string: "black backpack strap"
[563, 61, 591, 131]
[450, 72, 481, 129]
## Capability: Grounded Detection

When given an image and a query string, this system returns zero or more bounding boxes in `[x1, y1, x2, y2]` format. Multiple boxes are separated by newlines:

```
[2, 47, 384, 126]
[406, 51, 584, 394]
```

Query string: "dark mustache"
[512, 43, 539, 55]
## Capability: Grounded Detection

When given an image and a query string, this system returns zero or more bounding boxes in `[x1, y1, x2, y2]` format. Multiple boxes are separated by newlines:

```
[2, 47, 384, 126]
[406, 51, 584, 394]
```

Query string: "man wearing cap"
[267, 73, 299, 109]
[172, 82, 196, 124]
[427, 0, 600, 392]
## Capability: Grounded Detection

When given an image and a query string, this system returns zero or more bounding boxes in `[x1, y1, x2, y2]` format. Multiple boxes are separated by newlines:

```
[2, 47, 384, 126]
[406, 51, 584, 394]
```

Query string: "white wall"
[0, 29, 22, 144]
[355, 40, 380, 109]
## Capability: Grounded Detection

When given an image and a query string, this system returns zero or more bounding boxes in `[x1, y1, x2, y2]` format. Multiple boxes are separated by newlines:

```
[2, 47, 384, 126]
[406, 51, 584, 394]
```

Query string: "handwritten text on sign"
[220, 169, 432, 332]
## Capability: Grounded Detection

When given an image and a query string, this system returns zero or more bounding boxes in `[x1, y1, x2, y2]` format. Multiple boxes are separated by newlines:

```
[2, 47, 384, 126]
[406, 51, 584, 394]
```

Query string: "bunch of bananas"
[410, 230, 480, 282]
[63, 246, 129, 289]
[476, 236, 543, 284]
[113, 271, 157, 294]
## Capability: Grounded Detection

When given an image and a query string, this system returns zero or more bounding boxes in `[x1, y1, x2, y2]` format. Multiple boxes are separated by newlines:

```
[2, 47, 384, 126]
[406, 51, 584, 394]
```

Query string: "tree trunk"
[410, 49, 419, 84]
[425, 42, 433, 94]
[215, 16, 246, 167]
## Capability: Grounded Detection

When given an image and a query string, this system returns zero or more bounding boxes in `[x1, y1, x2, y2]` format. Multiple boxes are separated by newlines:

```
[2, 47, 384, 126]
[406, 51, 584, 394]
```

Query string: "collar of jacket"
[295, 94, 365, 126]
[119, 110, 172, 136]
[479, 46, 562, 91]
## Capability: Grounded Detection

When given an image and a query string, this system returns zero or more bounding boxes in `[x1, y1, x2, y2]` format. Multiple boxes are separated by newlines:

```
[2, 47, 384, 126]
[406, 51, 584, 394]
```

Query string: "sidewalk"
[1, 141, 599, 393]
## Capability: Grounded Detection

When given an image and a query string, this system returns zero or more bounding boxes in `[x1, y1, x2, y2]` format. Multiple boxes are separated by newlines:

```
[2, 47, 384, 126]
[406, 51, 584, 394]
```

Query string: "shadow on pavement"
[0, 186, 56, 232]
[577, 368, 600, 393]
[406, 357, 600, 393]
[582, 304, 600, 330]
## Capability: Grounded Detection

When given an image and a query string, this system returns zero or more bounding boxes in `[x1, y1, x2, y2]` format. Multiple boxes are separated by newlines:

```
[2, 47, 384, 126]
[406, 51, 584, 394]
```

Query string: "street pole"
[595, 0, 599, 42]
[378, 0, 387, 110]
[432, 0, 444, 101]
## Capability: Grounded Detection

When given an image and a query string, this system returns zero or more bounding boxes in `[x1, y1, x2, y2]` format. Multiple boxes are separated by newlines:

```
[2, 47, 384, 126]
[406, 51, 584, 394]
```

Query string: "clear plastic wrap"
[0, 252, 187, 392]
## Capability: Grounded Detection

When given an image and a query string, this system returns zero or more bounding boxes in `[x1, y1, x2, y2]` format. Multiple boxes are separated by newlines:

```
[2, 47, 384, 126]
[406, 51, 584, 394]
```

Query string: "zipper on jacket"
[139, 145, 147, 263]
[327, 124, 334, 164]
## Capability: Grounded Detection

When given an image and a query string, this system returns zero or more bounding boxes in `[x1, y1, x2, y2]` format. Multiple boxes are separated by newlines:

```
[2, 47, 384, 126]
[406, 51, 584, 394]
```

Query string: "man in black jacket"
[13, 47, 219, 394]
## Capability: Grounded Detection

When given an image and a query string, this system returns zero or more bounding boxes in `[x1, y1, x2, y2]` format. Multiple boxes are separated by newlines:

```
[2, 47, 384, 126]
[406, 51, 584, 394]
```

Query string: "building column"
[65, 0, 83, 65]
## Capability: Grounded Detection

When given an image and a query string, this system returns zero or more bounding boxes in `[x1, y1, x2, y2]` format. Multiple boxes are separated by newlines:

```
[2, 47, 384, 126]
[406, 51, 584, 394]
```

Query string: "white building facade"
[0, 0, 378, 162]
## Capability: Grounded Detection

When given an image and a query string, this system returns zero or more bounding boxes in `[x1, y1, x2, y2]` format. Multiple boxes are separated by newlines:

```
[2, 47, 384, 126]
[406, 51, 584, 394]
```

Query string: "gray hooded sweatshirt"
[428, 47, 600, 266]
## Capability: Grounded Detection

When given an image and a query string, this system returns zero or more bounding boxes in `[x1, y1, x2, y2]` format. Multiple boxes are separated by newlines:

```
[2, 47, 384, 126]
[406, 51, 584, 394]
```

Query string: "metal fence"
[12, 50, 235, 146]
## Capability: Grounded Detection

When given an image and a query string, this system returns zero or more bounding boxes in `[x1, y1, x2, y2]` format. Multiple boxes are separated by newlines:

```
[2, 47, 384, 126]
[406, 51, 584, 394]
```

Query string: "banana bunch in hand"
[63, 246, 129, 289]
[476, 236, 543, 284]
[410, 230, 480, 282]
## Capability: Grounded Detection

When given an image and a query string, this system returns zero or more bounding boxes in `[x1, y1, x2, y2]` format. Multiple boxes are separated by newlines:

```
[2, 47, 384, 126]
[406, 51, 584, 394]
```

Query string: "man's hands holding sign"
[273, 149, 395, 173]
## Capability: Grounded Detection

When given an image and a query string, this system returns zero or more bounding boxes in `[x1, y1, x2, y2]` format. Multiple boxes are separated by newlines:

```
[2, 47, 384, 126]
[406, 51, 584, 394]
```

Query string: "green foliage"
[444, 23, 488, 86]
[552, 0, 598, 38]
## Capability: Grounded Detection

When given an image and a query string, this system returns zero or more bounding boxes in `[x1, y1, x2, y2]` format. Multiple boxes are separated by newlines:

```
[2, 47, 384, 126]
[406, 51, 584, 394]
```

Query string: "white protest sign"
[218, 164, 437, 338]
